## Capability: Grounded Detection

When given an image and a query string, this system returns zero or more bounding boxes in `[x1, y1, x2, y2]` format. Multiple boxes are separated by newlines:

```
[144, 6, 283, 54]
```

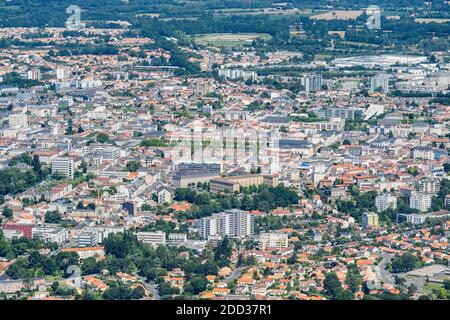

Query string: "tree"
[443, 279, 450, 291]
[214, 237, 232, 265]
[433, 287, 448, 300]
[323, 272, 343, 298]
[81, 257, 101, 275]
[44, 210, 62, 224]
[126, 161, 141, 172]
[287, 253, 297, 265]
[96, 133, 110, 143]
[2, 206, 13, 219]
[65, 118, 73, 135]
[189, 276, 207, 295]
[158, 282, 179, 297]
[390, 253, 419, 273]
[131, 286, 145, 299]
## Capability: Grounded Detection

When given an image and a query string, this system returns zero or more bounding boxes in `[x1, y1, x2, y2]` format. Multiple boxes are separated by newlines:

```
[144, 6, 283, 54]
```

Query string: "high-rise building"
[56, 68, 70, 80]
[27, 69, 41, 81]
[51, 157, 74, 179]
[361, 212, 379, 228]
[410, 192, 432, 212]
[195, 209, 254, 239]
[370, 74, 389, 93]
[304, 74, 323, 93]
[417, 178, 440, 195]
[375, 194, 397, 213]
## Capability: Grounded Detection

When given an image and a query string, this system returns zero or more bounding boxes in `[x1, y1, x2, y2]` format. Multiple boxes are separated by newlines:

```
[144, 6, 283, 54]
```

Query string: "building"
[62, 246, 105, 260]
[32, 225, 68, 245]
[418, 178, 440, 195]
[8, 113, 28, 127]
[56, 68, 70, 79]
[397, 210, 450, 224]
[370, 74, 389, 93]
[157, 186, 173, 204]
[51, 157, 74, 179]
[3, 222, 33, 239]
[195, 209, 254, 239]
[173, 162, 221, 188]
[361, 212, 379, 228]
[259, 233, 289, 250]
[314, 107, 359, 120]
[168, 233, 188, 245]
[303, 74, 323, 93]
[209, 174, 278, 193]
[136, 231, 166, 248]
[122, 201, 136, 216]
[410, 192, 432, 212]
[218, 68, 257, 81]
[77, 231, 99, 247]
[396, 213, 428, 224]
[27, 69, 41, 81]
[410, 147, 434, 161]
[375, 194, 397, 213]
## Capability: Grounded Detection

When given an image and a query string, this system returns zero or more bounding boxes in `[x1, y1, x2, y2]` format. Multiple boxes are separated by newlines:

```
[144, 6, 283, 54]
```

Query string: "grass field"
[193, 33, 272, 47]
[423, 282, 443, 295]
[310, 10, 363, 20]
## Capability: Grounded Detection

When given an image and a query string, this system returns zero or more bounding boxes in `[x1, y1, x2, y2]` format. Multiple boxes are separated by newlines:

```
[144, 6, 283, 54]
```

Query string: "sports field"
[194, 33, 272, 47]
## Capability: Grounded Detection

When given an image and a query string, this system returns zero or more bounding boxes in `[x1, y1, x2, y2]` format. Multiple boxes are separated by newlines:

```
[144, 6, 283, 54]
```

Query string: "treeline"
[0, 234, 55, 260]
[174, 184, 300, 219]
[6, 251, 79, 279]
[101, 231, 233, 299]
[134, 14, 290, 41]
[50, 44, 119, 57]
[1, 72, 42, 88]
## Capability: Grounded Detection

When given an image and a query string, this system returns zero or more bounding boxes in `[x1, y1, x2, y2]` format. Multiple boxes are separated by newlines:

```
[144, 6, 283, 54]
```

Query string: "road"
[225, 267, 244, 285]
[375, 253, 395, 285]
[138, 275, 160, 300]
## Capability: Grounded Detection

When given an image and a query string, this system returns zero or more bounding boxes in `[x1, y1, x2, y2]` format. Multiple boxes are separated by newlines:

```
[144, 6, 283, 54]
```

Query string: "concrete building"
[195, 209, 254, 239]
[32, 225, 68, 245]
[418, 178, 440, 195]
[375, 194, 397, 213]
[410, 192, 432, 212]
[259, 233, 289, 250]
[168, 233, 188, 244]
[8, 113, 28, 127]
[370, 74, 389, 93]
[56, 68, 70, 79]
[27, 69, 41, 81]
[136, 231, 166, 248]
[303, 74, 323, 93]
[361, 212, 379, 228]
[77, 231, 99, 247]
[157, 186, 173, 204]
[51, 157, 74, 179]
[410, 147, 434, 161]
[173, 162, 222, 188]
[209, 174, 278, 193]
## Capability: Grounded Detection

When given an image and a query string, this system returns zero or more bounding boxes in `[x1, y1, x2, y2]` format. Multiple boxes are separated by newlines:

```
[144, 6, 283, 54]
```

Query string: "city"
[0, 0, 449, 304]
